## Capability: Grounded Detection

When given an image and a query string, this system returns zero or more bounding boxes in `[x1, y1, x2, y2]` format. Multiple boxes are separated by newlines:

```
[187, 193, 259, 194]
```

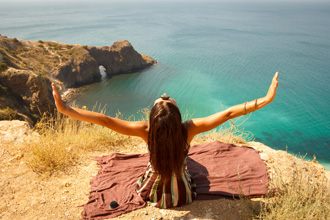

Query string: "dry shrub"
[255, 164, 330, 220]
[228, 155, 330, 220]
[24, 105, 141, 175]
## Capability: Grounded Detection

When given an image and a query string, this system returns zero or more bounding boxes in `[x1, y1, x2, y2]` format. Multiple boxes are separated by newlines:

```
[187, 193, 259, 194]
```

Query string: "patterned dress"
[136, 147, 197, 208]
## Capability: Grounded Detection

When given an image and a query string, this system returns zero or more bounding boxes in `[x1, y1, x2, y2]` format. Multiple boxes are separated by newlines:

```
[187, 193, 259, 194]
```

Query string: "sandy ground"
[1, 120, 329, 220]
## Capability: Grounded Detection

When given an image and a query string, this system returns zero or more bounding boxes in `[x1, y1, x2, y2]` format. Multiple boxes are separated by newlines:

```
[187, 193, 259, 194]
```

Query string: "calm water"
[1, 1, 330, 169]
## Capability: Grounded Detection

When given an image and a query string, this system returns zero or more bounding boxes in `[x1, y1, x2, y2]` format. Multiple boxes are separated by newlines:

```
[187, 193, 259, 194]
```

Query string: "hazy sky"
[0, 0, 328, 2]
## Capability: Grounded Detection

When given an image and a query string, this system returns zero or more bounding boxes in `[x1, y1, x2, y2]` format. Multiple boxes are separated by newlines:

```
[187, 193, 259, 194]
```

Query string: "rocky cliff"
[87, 40, 156, 77]
[0, 35, 156, 125]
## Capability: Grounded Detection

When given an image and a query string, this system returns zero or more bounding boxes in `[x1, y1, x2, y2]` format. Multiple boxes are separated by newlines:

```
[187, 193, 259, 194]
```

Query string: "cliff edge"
[0, 35, 156, 125]
[0, 120, 329, 220]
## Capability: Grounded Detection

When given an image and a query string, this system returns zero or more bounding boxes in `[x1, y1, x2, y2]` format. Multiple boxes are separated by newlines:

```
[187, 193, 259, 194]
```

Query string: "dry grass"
[24, 105, 145, 175]
[254, 162, 330, 220]
[229, 161, 330, 220]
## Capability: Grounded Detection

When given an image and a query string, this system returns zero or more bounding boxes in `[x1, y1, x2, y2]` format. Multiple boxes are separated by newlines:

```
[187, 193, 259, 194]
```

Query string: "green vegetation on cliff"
[0, 62, 8, 72]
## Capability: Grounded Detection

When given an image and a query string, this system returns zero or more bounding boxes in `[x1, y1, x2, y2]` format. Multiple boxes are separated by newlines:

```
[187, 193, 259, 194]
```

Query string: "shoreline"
[61, 87, 88, 104]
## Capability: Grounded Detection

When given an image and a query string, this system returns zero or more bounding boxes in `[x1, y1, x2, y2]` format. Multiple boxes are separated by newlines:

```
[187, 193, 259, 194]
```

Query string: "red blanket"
[82, 141, 268, 219]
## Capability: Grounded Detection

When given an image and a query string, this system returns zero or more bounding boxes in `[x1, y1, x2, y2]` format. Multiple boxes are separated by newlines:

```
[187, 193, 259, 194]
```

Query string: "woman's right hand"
[52, 83, 67, 113]
[265, 72, 279, 104]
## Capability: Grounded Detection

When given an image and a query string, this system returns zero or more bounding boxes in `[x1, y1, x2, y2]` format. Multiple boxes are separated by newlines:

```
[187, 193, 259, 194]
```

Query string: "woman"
[52, 72, 279, 208]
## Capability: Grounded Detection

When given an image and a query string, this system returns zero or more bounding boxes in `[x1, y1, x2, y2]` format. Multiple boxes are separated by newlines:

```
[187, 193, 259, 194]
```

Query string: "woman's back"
[136, 145, 196, 208]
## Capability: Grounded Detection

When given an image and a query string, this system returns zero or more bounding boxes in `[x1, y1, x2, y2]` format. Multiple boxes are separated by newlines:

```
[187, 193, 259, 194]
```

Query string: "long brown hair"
[148, 101, 187, 181]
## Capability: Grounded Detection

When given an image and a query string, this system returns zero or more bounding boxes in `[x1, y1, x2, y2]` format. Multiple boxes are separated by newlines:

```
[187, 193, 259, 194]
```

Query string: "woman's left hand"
[265, 72, 279, 103]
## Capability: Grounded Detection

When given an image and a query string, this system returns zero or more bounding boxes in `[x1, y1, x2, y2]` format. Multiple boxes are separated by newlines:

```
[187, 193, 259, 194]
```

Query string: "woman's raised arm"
[185, 72, 279, 143]
[52, 83, 148, 142]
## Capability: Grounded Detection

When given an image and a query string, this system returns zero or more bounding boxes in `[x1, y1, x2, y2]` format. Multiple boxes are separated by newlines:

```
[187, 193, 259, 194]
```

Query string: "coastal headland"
[0, 35, 156, 125]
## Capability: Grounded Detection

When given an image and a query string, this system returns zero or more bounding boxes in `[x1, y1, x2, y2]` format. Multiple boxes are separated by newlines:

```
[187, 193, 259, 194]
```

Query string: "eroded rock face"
[0, 68, 55, 124]
[53, 47, 101, 88]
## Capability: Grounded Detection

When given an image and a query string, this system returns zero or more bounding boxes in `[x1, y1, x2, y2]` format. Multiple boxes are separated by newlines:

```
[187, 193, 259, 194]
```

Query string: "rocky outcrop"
[0, 120, 35, 145]
[0, 36, 157, 125]
[0, 68, 55, 124]
[54, 40, 156, 88]
[87, 40, 156, 77]
[53, 46, 101, 88]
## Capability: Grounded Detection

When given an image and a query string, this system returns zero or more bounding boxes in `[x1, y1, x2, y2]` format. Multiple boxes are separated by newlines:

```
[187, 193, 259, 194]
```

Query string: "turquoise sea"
[1, 1, 330, 169]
